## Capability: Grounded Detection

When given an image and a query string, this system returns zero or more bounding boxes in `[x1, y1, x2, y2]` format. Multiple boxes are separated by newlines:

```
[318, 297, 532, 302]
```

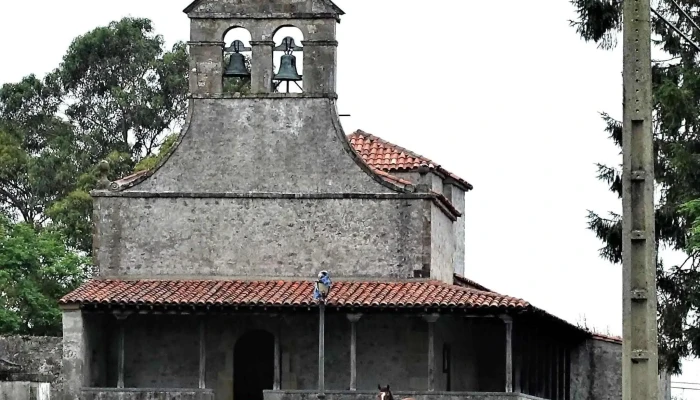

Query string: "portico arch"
[234, 330, 275, 400]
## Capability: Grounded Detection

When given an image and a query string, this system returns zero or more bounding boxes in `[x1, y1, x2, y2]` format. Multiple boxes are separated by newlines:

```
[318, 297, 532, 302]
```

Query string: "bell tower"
[184, 0, 344, 96]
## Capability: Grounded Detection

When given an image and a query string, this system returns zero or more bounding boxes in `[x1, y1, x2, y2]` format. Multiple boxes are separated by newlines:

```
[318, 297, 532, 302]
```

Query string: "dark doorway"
[234, 330, 275, 400]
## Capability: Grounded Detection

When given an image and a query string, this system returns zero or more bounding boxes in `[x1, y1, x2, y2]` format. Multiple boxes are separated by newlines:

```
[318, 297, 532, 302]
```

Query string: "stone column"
[347, 314, 362, 390]
[423, 314, 440, 391]
[514, 326, 522, 393]
[62, 308, 86, 400]
[250, 41, 274, 94]
[564, 347, 571, 400]
[500, 315, 513, 393]
[188, 41, 224, 96]
[300, 40, 338, 95]
[199, 319, 206, 389]
[114, 314, 130, 389]
[274, 327, 281, 390]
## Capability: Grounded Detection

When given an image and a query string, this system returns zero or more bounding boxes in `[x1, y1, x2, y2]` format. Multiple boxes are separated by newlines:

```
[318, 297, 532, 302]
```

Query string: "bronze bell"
[224, 52, 250, 78]
[274, 54, 302, 81]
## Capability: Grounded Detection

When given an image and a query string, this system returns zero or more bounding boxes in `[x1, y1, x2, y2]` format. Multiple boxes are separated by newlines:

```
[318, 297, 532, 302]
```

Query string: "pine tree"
[570, 0, 700, 373]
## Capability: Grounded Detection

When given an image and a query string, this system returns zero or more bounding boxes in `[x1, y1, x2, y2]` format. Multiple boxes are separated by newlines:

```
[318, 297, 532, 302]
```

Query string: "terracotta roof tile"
[60, 279, 529, 311]
[453, 273, 491, 292]
[349, 131, 473, 190]
[591, 333, 622, 344]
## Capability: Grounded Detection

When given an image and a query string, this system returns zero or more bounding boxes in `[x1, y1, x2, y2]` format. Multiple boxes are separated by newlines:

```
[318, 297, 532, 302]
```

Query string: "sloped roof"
[60, 279, 529, 311]
[591, 333, 622, 344]
[348, 131, 473, 191]
[453, 274, 491, 292]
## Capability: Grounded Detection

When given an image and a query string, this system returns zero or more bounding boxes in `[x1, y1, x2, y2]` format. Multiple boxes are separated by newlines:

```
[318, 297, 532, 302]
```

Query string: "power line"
[669, 0, 700, 35]
[674, 381, 700, 385]
[673, 386, 700, 391]
[651, 7, 700, 52]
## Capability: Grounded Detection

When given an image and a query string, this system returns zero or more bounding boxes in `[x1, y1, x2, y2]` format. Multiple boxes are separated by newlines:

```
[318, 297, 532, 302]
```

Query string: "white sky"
[1, 0, 698, 397]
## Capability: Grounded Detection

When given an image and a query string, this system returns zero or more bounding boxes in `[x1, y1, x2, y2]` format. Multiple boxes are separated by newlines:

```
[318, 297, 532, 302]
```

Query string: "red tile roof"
[591, 333, 622, 344]
[60, 279, 529, 311]
[453, 274, 491, 292]
[348, 131, 473, 191]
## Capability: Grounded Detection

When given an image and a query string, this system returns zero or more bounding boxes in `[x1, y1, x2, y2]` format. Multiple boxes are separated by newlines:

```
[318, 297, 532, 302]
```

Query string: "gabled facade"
[56, 1, 646, 400]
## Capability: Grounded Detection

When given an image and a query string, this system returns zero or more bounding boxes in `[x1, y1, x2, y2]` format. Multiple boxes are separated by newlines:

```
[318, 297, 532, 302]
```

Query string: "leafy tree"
[0, 214, 90, 336]
[134, 133, 178, 172]
[0, 17, 189, 254]
[60, 17, 189, 163]
[0, 76, 82, 225]
[570, 0, 700, 373]
[48, 151, 134, 253]
[0, 17, 191, 335]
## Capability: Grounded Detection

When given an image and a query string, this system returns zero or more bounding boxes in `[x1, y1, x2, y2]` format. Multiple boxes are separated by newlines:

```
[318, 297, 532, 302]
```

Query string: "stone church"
[52, 1, 667, 400]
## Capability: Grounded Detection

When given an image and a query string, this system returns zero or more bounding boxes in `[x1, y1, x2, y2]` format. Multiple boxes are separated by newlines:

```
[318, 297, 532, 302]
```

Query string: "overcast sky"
[1, 0, 698, 396]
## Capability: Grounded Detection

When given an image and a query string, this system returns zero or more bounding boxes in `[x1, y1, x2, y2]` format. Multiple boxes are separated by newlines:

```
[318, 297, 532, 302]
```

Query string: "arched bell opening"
[272, 26, 304, 93]
[222, 27, 253, 94]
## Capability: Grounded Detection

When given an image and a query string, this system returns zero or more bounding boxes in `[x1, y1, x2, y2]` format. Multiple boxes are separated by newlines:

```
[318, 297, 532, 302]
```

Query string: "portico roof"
[60, 278, 528, 311]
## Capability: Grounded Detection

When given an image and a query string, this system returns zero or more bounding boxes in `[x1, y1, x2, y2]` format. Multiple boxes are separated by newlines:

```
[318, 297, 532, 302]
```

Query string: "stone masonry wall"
[127, 99, 393, 195]
[570, 338, 619, 400]
[450, 187, 466, 276]
[94, 197, 425, 279]
[0, 336, 62, 381]
[393, 172, 466, 279]
[92, 96, 449, 280]
[0, 336, 63, 400]
[430, 204, 456, 283]
[569, 337, 671, 400]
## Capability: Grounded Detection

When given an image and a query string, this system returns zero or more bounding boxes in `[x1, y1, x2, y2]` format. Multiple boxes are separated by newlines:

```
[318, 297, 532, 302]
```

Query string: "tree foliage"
[570, 0, 700, 373]
[0, 76, 80, 225]
[60, 18, 188, 162]
[0, 17, 191, 336]
[0, 214, 90, 336]
[0, 17, 189, 253]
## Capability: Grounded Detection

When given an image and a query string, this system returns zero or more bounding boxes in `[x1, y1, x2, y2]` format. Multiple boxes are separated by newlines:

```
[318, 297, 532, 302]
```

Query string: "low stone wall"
[0, 336, 63, 399]
[569, 337, 671, 400]
[263, 390, 544, 400]
[81, 388, 215, 400]
[0, 336, 62, 382]
[0, 381, 51, 400]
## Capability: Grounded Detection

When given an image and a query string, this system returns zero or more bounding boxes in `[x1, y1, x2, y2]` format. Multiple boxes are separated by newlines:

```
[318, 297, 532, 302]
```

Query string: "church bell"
[274, 53, 302, 81]
[224, 52, 250, 78]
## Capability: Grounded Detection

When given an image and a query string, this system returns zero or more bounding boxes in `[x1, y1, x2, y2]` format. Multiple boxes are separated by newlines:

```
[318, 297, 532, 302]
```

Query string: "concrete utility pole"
[622, 0, 658, 399]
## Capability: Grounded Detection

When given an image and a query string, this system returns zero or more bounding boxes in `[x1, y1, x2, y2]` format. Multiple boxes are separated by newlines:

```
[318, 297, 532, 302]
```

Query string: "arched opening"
[223, 27, 253, 94]
[234, 330, 275, 400]
[273, 26, 304, 93]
